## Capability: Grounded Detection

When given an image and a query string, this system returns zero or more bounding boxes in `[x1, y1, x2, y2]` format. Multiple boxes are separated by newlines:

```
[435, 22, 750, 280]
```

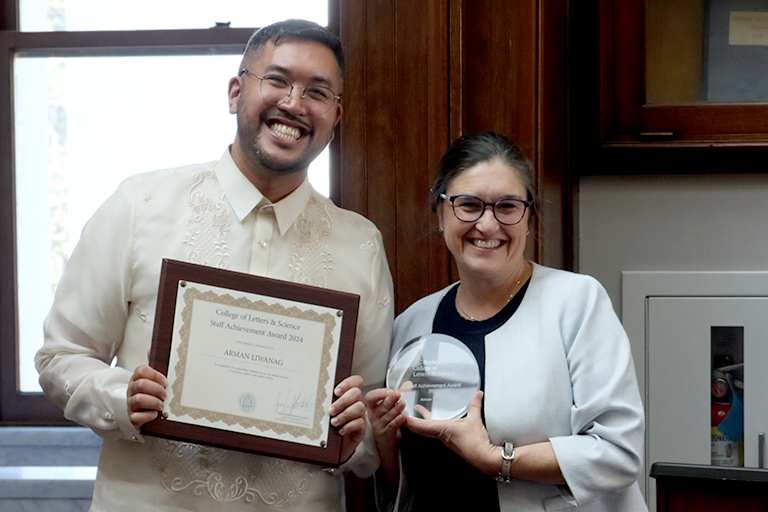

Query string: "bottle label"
[711, 427, 741, 466]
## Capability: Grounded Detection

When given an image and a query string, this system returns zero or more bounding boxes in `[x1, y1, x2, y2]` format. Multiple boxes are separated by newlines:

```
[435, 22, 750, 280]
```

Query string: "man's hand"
[330, 375, 367, 462]
[127, 365, 168, 428]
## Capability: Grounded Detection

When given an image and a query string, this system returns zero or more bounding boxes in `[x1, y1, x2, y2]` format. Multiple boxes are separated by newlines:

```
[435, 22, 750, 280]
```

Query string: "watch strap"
[493, 441, 515, 483]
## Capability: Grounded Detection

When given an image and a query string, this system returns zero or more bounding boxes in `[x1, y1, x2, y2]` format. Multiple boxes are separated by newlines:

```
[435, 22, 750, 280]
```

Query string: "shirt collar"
[215, 148, 313, 236]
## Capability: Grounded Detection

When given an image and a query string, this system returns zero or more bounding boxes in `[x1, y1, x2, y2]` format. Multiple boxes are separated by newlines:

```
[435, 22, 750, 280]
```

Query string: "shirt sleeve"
[548, 276, 645, 506]
[36, 179, 141, 442]
[341, 228, 395, 477]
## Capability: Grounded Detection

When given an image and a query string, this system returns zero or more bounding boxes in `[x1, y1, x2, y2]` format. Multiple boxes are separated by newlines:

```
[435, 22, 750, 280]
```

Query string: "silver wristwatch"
[493, 441, 515, 483]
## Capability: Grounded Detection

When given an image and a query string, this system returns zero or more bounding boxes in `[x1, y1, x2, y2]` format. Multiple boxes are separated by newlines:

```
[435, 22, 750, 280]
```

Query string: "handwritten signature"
[274, 390, 314, 416]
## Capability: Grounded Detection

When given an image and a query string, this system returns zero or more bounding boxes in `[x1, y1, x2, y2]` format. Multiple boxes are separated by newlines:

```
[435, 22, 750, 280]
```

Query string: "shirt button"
[259, 240, 268, 249]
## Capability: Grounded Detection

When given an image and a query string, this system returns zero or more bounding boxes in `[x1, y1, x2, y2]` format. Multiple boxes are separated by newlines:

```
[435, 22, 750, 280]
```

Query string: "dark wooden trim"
[445, 0, 464, 283]
[640, 104, 768, 139]
[608, 0, 645, 142]
[0, 30, 18, 423]
[598, 0, 768, 151]
[449, 0, 463, 143]
[597, 0, 616, 150]
[651, 463, 768, 511]
[360, 0, 396, 268]
[336, 3, 450, 503]
[0, 1, 18, 31]
[327, 0, 342, 206]
[1, 28, 253, 56]
[392, 0, 450, 309]
[583, 0, 768, 175]
[336, 0, 370, 218]
[593, 146, 768, 175]
[537, 0, 572, 270]
[0, 21, 71, 424]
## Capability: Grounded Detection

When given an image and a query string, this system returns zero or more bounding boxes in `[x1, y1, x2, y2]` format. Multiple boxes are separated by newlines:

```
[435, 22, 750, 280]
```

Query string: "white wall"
[579, 174, 768, 316]
[580, 174, 768, 505]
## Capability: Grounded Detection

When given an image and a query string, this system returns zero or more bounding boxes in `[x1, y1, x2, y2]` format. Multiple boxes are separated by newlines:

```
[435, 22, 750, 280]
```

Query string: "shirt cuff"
[112, 384, 144, 443]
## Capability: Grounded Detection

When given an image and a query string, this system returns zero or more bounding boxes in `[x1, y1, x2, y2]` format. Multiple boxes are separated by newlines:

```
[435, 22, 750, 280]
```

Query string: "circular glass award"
[386, 333, 481, 420]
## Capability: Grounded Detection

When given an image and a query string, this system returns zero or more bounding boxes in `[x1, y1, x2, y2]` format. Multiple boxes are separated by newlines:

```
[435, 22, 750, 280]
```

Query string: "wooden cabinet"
[601, 0, 768, 148]
[651, 463, 768, 512]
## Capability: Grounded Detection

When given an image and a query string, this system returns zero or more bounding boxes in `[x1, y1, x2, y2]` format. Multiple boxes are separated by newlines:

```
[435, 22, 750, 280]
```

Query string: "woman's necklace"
[455, 263, 530, 322]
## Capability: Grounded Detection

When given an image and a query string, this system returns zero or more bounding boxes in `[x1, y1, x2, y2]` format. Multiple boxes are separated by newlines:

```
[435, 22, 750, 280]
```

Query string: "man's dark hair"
[241, 19, 344, 71]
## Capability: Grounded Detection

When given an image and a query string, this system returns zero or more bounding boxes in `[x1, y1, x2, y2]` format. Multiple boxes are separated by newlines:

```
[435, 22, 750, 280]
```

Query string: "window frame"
[0, 3, 340, 424]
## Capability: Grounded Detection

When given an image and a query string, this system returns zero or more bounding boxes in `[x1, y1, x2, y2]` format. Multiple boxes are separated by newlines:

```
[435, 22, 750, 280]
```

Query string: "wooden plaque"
[142, 259, 359, 467]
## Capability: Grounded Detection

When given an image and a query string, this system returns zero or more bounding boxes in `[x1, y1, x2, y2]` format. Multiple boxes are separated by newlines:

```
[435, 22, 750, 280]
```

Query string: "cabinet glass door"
[647, 0, 768, 104]
[600, 0, 768, 146]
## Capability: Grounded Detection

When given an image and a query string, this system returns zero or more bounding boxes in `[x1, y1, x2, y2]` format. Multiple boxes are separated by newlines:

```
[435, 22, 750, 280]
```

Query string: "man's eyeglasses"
[440, 194, 531, 225]
[240, 69, 341, 115]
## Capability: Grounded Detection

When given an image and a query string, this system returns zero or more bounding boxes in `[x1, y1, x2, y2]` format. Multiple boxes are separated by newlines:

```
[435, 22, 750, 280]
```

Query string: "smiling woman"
[366, 132, 648, 512]
[438, 159, 532, 311]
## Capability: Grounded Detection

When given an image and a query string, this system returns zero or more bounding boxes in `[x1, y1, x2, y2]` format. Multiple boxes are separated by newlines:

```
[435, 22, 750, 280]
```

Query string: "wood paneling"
[340, 0, 571, 313]
[455, 0, 571, 270]
[460, 0, 540, 267]
[462, 1, 538, 152]
[538, 0, 572, 270]
[339, 0, 451, 314]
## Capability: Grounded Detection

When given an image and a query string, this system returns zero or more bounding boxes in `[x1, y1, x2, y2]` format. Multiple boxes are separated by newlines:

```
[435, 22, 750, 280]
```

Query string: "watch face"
[386, 333, 481, 420]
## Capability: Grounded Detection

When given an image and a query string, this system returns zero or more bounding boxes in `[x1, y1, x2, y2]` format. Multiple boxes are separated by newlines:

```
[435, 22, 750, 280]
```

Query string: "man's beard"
[236, 106, 317, 175]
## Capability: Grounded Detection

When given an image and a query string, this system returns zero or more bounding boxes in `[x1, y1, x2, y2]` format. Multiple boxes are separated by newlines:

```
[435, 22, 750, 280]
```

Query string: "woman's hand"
[127, 365, 168, 428]
[365, 387, 407, 487]
[404, 391, 499, 475]
[330, 375, 368, 463]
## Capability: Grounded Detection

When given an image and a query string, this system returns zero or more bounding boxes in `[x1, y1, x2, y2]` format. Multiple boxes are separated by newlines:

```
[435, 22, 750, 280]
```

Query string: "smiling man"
[230, 25, 345, 200]
[36, 19, 394, 512]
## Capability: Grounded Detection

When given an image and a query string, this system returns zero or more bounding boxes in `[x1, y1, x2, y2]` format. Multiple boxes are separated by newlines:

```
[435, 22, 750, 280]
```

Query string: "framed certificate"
[141, 259, 359, 467]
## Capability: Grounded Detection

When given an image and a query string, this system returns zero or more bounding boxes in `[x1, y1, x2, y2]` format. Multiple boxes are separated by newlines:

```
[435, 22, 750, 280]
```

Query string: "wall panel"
[339, 0, 571, 313]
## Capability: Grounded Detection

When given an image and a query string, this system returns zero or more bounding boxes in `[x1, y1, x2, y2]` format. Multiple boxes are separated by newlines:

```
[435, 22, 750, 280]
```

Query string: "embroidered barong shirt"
[36, 149, 394, 511]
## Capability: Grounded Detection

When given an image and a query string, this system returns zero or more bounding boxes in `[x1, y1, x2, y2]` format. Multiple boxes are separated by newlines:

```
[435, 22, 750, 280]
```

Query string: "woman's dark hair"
[430, 132, 537, 221]
[240, 19, 344, 72]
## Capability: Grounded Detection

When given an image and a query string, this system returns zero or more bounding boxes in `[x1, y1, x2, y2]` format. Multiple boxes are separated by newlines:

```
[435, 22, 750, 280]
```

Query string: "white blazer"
[390, 263, 648, 512]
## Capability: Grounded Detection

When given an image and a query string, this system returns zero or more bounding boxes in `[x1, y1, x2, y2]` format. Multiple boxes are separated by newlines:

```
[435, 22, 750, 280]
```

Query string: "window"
[2, 1, 333, 423]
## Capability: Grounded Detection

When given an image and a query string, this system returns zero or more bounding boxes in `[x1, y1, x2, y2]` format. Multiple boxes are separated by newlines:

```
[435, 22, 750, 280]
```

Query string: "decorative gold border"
[169, 285, 336, 441]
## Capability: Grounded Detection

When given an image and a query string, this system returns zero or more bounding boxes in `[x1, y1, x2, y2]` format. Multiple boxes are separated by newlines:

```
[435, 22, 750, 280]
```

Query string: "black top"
[398, 280, 530, 511]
